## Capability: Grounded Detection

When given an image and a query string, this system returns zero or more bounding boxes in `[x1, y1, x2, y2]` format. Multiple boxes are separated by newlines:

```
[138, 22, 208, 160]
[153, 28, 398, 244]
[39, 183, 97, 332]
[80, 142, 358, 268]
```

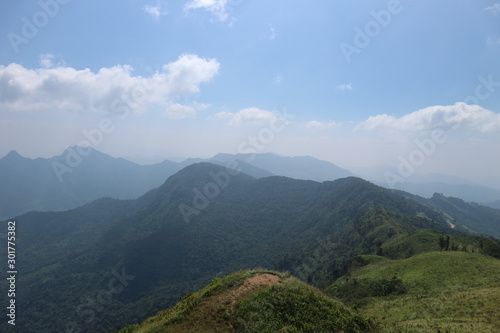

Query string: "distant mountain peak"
[1, 150, 25, 161]
[207, 152, 353, 182]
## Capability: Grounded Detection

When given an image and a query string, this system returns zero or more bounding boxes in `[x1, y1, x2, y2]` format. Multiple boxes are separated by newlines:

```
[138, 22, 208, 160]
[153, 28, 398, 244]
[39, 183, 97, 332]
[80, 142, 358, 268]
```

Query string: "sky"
[0, 0, 499, 187]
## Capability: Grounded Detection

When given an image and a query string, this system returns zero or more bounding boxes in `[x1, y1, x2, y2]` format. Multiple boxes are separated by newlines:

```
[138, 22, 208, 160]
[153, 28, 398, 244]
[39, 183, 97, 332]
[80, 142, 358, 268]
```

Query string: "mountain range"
[0, 148, 352, 219]
[0, 148, 179, 219]
[1, 162, 499, 332]
[2, 148, 500, 220]
[352, 166, 500, 207]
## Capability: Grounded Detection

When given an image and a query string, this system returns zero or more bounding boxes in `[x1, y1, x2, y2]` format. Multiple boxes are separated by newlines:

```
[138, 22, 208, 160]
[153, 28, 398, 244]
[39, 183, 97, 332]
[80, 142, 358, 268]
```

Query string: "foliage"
[118, 270, 378, 333]
[330, 275, 407, 301]
[430, 193, 500, 238]
[234, 278, 378, 333]
[327, 251, 500, 332]
[1, 163, 499, 332]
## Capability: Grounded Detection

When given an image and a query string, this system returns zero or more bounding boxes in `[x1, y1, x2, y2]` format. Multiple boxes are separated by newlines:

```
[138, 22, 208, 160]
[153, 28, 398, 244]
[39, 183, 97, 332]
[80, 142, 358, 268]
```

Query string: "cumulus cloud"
[161, 54, 220, 95]
[306, 120, 340, 130]
[184, 0, 231, 22]
[215, 107, 279, 126]
[483, 3, 500, 16]
[357, 103, 500, 133]
[0, 54, 220, 115]
[143, 3, 167, 20]
[337, 83, 352, 92]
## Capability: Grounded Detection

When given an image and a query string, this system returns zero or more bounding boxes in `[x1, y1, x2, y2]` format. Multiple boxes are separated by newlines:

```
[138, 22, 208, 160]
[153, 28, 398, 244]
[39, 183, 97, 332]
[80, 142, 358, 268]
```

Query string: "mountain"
[429, 193, 500, 238]
[0, 150, 350, 219]
[210, 152, 354, 181]
[118, 269, 378, 333]
[0, 147, 182, 219]
[178, 156, 274, 179]
[488, 200, 500, 210]
[3, 147, 496, 223]
[393, 181, 500, 205]
[352, 166, 500, 205]
[1, 163, 499, 332]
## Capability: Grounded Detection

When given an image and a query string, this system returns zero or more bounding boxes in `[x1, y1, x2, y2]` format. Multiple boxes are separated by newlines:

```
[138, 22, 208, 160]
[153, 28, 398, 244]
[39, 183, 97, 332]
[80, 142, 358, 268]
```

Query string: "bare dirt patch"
[162, 273, 283, 332]
[225, 273, 281, 312]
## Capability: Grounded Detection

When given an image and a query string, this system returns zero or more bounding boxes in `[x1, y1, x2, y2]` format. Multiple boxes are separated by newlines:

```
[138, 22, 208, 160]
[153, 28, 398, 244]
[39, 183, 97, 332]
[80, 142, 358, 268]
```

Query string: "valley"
[1, 161, 499, 332]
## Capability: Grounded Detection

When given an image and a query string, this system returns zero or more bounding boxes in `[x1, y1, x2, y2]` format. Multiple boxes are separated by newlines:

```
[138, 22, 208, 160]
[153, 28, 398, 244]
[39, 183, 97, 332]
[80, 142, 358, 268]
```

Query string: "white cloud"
[483, 3, 500, 16]
[143, 4, 167, 20]
[165, 103, 196, 119]
[306, 120, 340, 130]
[184, 0, 231, 22]
[38, 53, 67, 68]
[268, 25, 276, 40]
[39, 53, 55, 68]
[0, 54, 220, 115]
[337, 83, 352, 92]
[357, 102, 500, 133]
[215, 107, 279, 126]
[165, 102, 209, 119]
[162, 54, 220, 95]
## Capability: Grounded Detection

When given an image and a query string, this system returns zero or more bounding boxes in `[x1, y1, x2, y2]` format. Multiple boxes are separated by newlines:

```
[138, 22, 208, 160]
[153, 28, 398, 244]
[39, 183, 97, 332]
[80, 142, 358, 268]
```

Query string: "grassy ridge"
[379, 229, 486, 260]
[328, 251, 500, 332]
[119, 269, 378, 333]
[234, 278, 377, 332]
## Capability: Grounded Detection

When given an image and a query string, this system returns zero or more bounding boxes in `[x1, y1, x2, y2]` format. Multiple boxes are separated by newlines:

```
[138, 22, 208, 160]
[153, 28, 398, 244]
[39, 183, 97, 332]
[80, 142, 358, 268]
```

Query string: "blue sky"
[0, 0, 499, 187]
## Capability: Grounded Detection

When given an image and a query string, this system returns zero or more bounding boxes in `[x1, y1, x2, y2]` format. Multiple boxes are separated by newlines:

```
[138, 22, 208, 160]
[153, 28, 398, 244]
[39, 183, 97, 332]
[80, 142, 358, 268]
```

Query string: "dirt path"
[225, 273, 281, 312]
[165, 273, 283, 332]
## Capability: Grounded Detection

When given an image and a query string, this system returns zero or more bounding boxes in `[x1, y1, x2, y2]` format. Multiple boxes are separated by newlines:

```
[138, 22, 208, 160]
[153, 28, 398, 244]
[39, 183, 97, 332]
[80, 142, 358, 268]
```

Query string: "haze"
[1, 0, 499, 188]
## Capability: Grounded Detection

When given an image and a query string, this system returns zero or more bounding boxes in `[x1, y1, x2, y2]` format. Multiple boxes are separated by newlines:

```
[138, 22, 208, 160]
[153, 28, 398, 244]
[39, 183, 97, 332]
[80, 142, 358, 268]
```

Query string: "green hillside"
[379, 229, 487, 260]
[430, 193, 500, 238]
[119, 269, 378, 333]
[2, 163, 499, 332]
[328, 251, 500, 332]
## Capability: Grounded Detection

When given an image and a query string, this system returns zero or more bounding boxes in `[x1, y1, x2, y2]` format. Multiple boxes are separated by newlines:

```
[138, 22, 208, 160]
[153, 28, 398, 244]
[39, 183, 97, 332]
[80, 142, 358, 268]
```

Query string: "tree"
[438, 236, 446, 251]
[483, 238, 500, 258]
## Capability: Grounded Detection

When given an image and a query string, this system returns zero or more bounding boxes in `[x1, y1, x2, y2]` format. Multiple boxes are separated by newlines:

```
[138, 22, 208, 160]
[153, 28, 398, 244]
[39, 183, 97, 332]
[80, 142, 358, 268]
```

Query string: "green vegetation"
[0, 148, 182, 219]
[119, 269, 378, 333]
[233, 278, 377, 333]
[430, 193, 500, 238]
[380, 229, 485, 260]
[328, 251, 500, 332]
[1, 163, 499, 332]
[122, 269, 284, 332]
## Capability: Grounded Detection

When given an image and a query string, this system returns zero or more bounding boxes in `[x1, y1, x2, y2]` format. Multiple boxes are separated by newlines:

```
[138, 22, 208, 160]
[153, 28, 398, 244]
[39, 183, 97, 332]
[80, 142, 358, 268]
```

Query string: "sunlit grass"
[328, 251, 500, 333]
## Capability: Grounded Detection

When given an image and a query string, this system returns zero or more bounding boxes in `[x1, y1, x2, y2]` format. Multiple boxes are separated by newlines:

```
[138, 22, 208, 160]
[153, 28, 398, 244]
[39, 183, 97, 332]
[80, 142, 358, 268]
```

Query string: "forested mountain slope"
[1, 163, 498, 332]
